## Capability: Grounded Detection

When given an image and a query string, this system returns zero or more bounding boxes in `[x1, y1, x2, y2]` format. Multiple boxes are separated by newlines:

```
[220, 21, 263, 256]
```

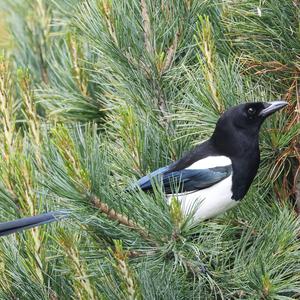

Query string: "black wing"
[132, 165, 232, 194]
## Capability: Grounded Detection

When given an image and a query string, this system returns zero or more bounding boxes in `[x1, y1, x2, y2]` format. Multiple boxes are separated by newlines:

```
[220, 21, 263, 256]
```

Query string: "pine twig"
[90, 195, 155, 244]
[18, 70, 43, 166]
[113, 241, 140, 300]
[140, 0, 153, 55]
[161, 30, 180, 74]
[0, 59, 15, 157]
[197, 16, 223, 113]
[68, 36, 88, 96]
[100, 0, 118, 45]
[61, 238, 96, 300]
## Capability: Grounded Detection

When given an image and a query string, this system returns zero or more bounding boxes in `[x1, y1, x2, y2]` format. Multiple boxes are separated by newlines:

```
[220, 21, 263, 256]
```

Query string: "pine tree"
[0, 0, 299, 299]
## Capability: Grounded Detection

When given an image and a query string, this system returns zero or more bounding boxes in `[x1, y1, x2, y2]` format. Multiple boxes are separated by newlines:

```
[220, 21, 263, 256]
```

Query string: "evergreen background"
[0, 0, 299, 299]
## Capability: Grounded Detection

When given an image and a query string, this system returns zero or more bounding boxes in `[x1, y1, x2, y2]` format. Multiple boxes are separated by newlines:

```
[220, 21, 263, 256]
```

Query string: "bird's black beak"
[259, 101, 288, 118]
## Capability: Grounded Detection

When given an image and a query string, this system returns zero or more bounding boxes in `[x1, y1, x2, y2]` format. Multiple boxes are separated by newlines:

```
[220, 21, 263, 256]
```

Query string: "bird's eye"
[247, 107, 256, 116]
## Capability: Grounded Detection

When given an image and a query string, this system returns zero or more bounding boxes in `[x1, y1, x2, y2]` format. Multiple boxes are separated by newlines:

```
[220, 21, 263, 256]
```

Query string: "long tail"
[0, 210, 69, 237]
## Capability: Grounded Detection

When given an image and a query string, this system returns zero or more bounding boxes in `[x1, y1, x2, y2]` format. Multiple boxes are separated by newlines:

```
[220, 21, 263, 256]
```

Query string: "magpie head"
[223, 101, 287, 131]
[212, 101, 287, 153]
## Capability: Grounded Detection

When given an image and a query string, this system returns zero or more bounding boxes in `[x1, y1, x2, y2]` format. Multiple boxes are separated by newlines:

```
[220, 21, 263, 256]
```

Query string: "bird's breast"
[167, 172, 237, 223]
[167, 156, 238, 222]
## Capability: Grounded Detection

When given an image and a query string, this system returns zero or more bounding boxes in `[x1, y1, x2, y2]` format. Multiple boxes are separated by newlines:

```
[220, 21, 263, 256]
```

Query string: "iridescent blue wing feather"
[130, 165, 232, 194]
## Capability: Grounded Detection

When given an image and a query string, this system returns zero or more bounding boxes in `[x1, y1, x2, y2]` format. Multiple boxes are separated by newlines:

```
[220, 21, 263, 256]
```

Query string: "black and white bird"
[0, 101, 287, 236]
[133, 101, 287, 221]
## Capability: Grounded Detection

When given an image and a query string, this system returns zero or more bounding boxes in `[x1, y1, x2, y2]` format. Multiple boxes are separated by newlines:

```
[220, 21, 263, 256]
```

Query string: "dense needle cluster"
[0, 0, 299, 299]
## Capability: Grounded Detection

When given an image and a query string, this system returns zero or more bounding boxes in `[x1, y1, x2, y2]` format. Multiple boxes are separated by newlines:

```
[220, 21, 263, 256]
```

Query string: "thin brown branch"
[272, 75, 300, 202]
[242, 58, 295, 75]
[37, 43, 49, 84]
[157, 86, 168, 119]
[294, 161, 300, 214]
[141, 0, 153, 55]
[127, 249, 156, 258]
[90, 195, 154, 243]
[161, 30, 180, 74]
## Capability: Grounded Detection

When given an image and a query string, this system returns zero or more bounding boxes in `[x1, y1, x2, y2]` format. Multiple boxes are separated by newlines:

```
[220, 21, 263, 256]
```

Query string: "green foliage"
[0, 0, 299, 299]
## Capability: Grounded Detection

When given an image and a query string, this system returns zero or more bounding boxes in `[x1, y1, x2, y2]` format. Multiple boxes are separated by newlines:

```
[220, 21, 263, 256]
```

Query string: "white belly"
[167, 175, 238, 222]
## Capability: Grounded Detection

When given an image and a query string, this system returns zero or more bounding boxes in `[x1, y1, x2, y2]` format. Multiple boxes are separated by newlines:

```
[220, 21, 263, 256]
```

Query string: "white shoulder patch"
[186, 156, 231, 170]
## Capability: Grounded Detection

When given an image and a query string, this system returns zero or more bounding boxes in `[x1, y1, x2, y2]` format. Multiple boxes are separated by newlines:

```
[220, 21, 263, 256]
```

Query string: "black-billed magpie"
[133, 101, 287, 221]
[0, 101, 287, 236]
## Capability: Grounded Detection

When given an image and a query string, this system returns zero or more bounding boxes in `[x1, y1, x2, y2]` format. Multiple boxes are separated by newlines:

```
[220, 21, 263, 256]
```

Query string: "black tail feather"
[0, 210, 69, 237]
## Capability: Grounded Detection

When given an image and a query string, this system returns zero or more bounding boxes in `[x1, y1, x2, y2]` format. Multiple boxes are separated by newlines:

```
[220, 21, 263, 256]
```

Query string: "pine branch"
[100, 0, 118, 46]
[57, 230, 97, 300]
[67, 35, 88, 97]
[161, 30, 180, 74]
[140, 0, 153, 56]
[1, 1, 300, 298]
[90, 194, 154, 244]
[0, 58, 15, 157]
[196, 16, 223, 113]
[112, 241, 140, 300]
